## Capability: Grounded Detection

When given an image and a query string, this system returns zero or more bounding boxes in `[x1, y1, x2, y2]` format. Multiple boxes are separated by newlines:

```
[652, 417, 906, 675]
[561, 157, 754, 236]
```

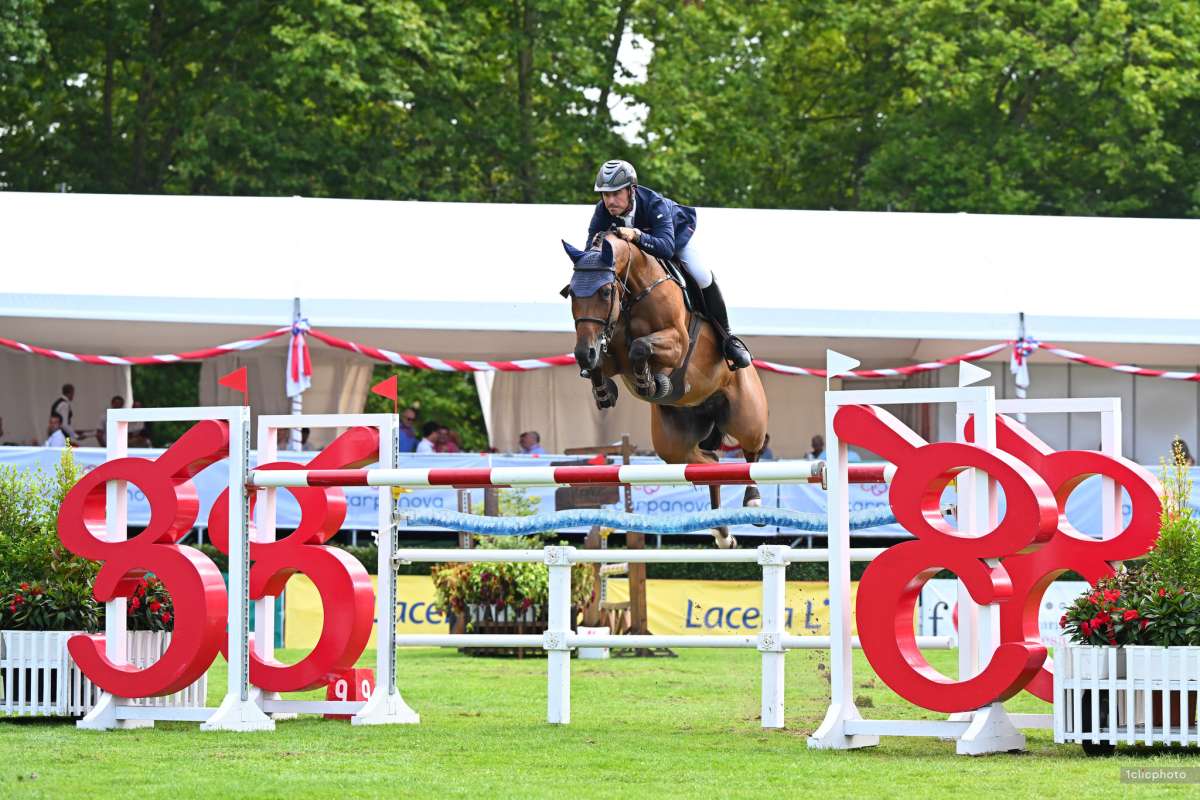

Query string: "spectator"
[45, 412, 67, 447]
[398, 406, 419, 453]
[128, 401, 152, 447]
[301, 427, 311, 448]
[50, 383, 80, 442]
[759, 433, 775, 461]
[805, 434, 825, 460]
[95, 396, 125, 447]
[805, 432, 860, 461]
[519, 431, 546, 455]
[435, 426, 462, 453]
[1173, 436, 1196, 466]
[416, 421, 441, 454]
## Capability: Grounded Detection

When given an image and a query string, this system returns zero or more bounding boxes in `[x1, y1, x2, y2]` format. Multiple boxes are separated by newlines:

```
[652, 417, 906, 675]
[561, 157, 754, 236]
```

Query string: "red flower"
[7, 603, 15, 613]
[13, 595, 24, 605]
[1080, 621, 1092, 636]
[1140, 619, 1150, 629]
[1103, 589, 1120, 603]
[161, 612, 171, 623]
[130, 596, 141, 610]
[19, 582, 29, 591]
[31, 586, 42, 596]
[1159, 588, 1168, 597]
[1107, 634, 1118, 645]
[1059, 615, 1067, 628]
[1122, 610, 1139, 622]
[149, 600, 162, 612]
[1094, 612, 1111, 625]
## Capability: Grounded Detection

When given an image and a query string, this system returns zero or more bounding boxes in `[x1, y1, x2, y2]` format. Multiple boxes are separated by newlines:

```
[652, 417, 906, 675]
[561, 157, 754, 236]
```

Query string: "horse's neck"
[619, 245, 659, 294]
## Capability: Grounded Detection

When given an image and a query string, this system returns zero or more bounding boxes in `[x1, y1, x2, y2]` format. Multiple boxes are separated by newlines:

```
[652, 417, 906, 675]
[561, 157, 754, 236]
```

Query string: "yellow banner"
[284, 575, 857, 649]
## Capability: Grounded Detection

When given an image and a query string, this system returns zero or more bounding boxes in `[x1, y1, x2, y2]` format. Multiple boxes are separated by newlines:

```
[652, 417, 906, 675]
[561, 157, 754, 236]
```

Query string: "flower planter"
[1, 629, 206, 717]
[1055, 644, 1200, 753]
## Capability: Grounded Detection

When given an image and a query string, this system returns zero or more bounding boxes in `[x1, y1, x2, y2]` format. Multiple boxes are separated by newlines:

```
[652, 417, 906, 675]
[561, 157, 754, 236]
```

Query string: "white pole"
[201, 406, 274, 731]
[545, 546, 574, 724]
[759, 545, 787, 728]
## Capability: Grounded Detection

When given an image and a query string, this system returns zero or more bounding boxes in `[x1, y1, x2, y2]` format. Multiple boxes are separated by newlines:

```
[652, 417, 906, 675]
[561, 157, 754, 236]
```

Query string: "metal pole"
[289, 298, 304, 451]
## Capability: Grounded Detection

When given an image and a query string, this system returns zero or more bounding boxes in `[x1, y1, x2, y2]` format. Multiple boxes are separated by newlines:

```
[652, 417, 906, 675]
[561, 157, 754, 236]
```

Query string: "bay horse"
[562, 233, 768, 548]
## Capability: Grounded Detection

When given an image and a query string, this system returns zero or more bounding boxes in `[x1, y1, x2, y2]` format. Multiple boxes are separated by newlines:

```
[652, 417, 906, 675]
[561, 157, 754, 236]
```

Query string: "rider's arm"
[633, 193, 676, 259]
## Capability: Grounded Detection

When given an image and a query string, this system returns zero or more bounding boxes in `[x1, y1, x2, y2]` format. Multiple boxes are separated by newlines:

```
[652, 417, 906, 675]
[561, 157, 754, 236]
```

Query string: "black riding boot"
[700, 282, 752, 370]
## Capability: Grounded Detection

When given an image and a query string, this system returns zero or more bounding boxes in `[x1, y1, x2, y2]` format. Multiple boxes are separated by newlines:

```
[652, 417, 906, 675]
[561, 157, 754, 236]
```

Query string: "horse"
[562, 233, 769, 548]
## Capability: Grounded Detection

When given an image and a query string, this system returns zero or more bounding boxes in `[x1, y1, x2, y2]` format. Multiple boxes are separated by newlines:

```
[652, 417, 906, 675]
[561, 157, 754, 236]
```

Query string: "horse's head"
[562, 237, 622, 374]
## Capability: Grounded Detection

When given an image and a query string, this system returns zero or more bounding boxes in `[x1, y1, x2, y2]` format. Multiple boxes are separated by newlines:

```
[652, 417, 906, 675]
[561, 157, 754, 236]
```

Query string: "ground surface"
[1, 648, 1195, 798]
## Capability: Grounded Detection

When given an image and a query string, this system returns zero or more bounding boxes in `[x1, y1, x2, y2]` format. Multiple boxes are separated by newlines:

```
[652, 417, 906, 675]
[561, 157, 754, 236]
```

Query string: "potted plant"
[431, 533, 594, 658]
[0, 447, 204, 715]
[1057, 437, 1200, 752]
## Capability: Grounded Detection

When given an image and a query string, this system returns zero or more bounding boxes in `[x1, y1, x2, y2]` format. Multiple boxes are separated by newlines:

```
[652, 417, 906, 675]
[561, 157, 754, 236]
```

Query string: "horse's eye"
[601, 287, 612, 299]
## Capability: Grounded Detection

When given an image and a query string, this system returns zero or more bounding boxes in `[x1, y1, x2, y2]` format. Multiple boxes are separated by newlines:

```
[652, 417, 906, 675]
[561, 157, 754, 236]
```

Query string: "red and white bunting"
[306, 329, 577, 372]
[1035, 343, 1200, 382]
[0, 327, 291, 366]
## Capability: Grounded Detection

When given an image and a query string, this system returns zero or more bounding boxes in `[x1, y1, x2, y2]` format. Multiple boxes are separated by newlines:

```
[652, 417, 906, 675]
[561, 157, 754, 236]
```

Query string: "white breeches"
[676, 233, 714, 289]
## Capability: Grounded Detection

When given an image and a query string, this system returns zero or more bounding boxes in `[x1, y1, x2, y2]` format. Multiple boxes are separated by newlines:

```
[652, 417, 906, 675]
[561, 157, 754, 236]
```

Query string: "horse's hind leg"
[722, 368, 768, 514]
[651, 407, 736, 549]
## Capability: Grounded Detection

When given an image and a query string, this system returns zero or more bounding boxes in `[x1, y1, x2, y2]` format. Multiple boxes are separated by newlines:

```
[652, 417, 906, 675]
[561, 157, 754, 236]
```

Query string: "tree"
[363, 366, 488, 451]
[633, 0, 1200, 217]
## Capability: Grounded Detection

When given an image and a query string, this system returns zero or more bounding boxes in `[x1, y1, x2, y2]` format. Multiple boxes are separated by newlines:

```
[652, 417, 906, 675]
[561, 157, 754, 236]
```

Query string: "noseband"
[570, 240, 674, 376]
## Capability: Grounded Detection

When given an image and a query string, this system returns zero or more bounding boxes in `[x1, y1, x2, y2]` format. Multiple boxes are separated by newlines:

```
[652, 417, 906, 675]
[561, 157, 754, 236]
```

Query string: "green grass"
[1, 648, 1196, 798]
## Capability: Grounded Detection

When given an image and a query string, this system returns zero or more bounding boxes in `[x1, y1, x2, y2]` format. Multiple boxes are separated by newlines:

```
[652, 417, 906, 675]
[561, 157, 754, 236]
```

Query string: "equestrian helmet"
[594, 159, 637, 192]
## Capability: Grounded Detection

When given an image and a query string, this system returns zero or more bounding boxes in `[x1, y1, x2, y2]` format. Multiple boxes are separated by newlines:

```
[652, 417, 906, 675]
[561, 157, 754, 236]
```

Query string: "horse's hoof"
[711, 528, 737, 549]
[593, 378, 619, 409]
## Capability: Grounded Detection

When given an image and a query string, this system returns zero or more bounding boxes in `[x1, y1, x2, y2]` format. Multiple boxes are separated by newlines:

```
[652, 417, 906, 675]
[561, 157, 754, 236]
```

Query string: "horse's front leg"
[628, 327, 685, 399]
[589, 365, 619, 409]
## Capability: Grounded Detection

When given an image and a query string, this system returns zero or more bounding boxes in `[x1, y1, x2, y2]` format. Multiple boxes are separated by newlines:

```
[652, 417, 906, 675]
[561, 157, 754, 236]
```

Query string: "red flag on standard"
[371, 375, 399, 414]
[218, 366, 249, 403]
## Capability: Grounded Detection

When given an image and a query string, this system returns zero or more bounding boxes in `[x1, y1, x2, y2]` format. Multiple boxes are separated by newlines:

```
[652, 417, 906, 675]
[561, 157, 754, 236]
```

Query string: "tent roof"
[2, 192, 1199, 364]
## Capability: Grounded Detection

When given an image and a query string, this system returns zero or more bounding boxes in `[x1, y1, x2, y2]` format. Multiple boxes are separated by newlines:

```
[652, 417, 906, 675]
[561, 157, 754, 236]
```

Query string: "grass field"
[2, 647, 1196, 799]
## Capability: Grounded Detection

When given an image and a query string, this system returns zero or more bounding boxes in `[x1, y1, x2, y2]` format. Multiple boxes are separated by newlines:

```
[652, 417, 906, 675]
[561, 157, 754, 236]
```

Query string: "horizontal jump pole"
[249, 460, 896, 489]
[390, 634, 954, 650]
[393, 547, 885, 565]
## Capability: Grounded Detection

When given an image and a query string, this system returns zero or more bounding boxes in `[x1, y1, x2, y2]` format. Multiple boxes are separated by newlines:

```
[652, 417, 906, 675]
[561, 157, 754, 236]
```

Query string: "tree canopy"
[3, 0, 1197, 216]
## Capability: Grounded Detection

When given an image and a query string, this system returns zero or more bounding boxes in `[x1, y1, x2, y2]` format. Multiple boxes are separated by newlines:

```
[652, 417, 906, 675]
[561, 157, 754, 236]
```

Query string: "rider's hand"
[615, 227, 641, 243]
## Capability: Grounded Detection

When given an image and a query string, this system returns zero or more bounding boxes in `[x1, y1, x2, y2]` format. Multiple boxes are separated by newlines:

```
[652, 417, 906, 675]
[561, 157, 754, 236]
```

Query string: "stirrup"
[723, 335, 752, 370]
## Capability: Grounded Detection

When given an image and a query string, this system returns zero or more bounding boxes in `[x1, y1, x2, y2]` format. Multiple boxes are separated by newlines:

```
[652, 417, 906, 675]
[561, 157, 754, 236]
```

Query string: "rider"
[586, 159, 752, 370]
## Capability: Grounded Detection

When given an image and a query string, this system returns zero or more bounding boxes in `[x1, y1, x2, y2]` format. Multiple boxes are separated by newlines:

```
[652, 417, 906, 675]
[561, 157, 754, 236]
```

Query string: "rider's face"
[601, 187, 633, 217]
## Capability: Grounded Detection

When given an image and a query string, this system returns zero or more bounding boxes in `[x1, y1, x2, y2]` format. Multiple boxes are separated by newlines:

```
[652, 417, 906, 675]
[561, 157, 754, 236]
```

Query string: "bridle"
[570, 236, 674, 375]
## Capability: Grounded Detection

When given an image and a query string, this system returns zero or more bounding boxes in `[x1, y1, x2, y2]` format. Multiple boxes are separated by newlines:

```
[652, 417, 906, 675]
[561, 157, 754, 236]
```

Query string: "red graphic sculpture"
[207, 427, 379, 692]
[965, 415, 1162, 701]
[841, 405, 1060, 712]
[57, 422, 231, 697]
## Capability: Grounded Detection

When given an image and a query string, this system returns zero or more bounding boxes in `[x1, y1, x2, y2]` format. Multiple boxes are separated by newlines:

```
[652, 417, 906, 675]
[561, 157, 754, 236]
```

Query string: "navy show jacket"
[586, 185, 697, 260]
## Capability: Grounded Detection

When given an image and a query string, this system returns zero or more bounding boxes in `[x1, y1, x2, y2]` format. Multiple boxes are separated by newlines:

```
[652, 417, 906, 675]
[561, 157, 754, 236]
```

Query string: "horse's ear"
[561, 239, 585, 264]
[600, 238, 614, 266]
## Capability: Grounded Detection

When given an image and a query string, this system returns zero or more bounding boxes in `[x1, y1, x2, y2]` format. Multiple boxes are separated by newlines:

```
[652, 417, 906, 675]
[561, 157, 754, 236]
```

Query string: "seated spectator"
[45, 412, 67, 447]
[519, 431, 546, 455]
[416, 421, 441, 454]
[398, 406, 419, 453]
[435, 426, 462, 453]
[95, 396, 126, 447]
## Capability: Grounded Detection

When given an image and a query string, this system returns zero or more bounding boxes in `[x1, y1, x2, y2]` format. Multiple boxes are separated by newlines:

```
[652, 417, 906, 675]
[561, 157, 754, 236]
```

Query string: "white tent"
[2, 191, 1199, 458]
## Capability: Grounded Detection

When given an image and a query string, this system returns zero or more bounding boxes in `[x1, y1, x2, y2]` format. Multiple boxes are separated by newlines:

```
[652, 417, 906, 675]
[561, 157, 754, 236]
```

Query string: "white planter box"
[576, 626, 610, 660]
[0, 629, 206, 717]
[1054, 644, 1200, 749]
